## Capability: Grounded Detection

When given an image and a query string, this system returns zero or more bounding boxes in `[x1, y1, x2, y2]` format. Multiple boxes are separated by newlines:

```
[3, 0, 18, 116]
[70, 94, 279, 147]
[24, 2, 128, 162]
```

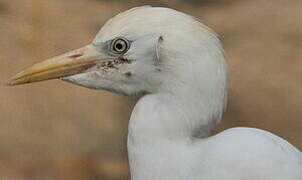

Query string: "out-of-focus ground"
[0, 0, 301, 179]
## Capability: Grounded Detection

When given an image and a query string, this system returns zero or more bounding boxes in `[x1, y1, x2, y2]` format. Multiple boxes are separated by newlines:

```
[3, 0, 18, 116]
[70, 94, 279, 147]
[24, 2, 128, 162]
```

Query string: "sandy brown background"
[0, 0, 301, 179]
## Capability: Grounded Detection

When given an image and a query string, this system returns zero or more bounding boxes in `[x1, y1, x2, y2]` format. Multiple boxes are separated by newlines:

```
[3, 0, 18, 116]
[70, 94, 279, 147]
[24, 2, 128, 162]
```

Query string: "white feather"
[64, 6, 302, 180]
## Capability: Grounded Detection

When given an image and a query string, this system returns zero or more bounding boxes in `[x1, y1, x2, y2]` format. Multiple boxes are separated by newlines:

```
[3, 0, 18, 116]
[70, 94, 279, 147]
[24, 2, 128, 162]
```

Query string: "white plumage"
[8, 6, 302, 180]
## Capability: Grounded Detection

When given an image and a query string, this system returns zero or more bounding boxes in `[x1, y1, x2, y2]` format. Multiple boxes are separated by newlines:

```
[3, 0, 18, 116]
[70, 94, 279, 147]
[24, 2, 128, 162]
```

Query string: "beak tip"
[5, 78, 16, 86]
[5, 73, 23, 86]
[6, 45, 95, 86]
[5, 71, 28, 86]
[5, 81, 13, 86]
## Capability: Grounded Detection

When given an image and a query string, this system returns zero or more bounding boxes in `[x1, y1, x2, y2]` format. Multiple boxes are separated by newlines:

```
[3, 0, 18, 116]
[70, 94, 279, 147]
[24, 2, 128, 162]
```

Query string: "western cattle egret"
[7, 6, 302, 180]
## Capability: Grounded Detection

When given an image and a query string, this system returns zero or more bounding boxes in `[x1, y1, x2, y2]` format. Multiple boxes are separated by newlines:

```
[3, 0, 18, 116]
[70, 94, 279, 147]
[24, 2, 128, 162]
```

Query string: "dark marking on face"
[155, 67, 161, 72]
[69, 53, 83, 59]
[116, 57, 132, 64]
[99, 63, 106, 68]
[95, 58, 133, 72]
[124, 72, 132, 77]
[107, 61, 115, 68]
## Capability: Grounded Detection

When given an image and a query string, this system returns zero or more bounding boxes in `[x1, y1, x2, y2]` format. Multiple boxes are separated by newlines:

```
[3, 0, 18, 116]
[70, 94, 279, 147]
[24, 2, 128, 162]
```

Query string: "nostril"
[68, 54, 83, 59]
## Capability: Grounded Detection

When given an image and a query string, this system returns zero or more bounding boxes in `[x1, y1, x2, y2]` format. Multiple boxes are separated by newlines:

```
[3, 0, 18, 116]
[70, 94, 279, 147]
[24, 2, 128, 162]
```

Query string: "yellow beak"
[6, 44, 101, 86]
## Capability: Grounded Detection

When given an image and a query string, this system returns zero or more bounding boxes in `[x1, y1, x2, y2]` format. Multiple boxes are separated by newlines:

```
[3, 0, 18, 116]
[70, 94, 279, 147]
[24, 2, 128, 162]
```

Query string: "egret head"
[7, 6, 227, 101]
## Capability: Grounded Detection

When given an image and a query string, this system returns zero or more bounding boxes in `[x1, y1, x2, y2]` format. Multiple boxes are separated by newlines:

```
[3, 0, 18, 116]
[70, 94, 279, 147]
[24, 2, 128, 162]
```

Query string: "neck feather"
[128, 85, 225, 147]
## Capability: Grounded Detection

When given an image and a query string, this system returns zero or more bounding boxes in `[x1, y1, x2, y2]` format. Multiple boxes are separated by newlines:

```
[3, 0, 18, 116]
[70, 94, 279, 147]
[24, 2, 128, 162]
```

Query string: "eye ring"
[111, 38, 130, 54]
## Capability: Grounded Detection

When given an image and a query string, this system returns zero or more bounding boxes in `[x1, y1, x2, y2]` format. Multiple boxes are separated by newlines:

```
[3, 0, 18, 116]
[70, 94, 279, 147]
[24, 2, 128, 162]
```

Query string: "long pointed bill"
[6, 44, 102, 86]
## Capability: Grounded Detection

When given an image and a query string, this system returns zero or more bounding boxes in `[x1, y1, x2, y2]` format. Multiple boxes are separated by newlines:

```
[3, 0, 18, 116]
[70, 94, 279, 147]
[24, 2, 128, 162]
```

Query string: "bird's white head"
[7, 6, 227, 132]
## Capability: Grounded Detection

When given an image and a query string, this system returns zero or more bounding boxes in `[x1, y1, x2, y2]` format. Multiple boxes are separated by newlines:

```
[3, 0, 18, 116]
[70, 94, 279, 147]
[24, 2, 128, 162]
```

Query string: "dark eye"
[111, 38, 129, 54]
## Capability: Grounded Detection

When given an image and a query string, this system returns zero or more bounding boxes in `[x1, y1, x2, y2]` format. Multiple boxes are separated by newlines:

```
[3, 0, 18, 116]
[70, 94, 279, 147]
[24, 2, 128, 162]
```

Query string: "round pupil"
[115, 42, 124, 50]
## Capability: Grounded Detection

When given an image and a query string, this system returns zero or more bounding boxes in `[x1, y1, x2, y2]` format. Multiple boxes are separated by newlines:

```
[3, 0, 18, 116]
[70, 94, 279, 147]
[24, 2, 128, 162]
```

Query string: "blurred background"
[0, 0, 301, 179]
